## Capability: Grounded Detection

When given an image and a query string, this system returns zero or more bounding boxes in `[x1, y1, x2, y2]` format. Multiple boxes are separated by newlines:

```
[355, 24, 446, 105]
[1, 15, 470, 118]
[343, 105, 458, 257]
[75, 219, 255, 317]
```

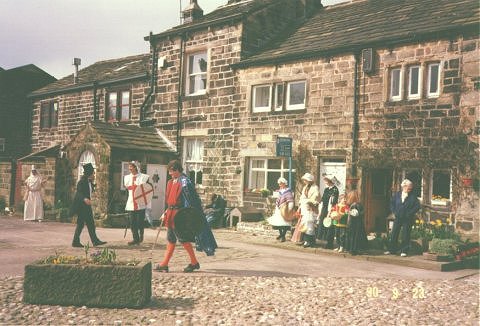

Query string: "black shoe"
[276, 235, 282, 240]
[184, 263, 200, 273]
[128, 240, 139, 246]
[93, 240, 107, 246]
[154, 264, 169, 273]
[280, 237, 286, 242]
[72, 242, 83, 248]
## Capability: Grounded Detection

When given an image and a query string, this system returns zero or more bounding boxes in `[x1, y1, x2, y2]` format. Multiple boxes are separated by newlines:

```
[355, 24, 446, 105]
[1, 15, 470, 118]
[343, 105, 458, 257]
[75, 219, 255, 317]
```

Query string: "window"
[252, 80, 306, 113]
[186, 51, 208, 96]
[252, 85, 271, 113]
[248, 158, 296, 192]
[403, 169, 423, 199]
[427, 63, 440, 98]
[408, 65, 421, 99]
[286, 81, 306, 110]
[0, 138, 4, 152]
[390, 68, 402, 101]
[107, 90, 130, 122]
[40, 101, 58, 129]
[183, 138, 204, 185]
[77, 150, 96, 181]
[431, 170, 451, 205]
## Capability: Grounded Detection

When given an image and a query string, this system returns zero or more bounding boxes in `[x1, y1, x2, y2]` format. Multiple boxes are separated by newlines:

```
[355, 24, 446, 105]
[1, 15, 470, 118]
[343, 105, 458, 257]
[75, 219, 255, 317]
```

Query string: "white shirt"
[124, 173, 150, 211]
[401, 191, 408, 203]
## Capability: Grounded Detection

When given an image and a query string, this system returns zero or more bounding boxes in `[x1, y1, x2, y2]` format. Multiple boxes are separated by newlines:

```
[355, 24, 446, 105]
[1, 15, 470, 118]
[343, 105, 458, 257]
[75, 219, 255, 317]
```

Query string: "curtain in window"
[77, 150, 96, 180]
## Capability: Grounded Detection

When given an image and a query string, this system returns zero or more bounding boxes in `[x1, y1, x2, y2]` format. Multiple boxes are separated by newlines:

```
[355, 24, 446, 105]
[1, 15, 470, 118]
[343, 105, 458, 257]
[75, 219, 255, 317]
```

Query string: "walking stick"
[150, 213, 165, 261]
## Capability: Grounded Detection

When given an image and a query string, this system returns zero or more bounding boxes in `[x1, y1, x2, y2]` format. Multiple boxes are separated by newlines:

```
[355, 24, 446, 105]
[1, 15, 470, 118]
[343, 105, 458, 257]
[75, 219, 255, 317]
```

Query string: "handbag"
[279, 202, 296, 221]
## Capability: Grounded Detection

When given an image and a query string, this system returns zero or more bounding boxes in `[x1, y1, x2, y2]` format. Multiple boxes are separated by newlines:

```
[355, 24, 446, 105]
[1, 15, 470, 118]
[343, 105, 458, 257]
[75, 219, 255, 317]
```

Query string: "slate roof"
[89, 121, 176, 153]
[236, 0, 480, 67]
[30, 54, 150, 98]
[147, 0, 279, 41]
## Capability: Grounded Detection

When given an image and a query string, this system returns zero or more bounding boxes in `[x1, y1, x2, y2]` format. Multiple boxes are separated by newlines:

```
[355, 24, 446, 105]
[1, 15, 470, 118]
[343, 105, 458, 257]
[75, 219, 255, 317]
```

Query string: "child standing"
[301, 201, 318, 248]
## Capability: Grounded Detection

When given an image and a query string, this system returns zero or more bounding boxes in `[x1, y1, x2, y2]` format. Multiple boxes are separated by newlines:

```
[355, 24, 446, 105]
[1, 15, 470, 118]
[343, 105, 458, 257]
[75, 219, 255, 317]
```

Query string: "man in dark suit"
[385, 179, 420, 257]
[71, 163, 106, 247]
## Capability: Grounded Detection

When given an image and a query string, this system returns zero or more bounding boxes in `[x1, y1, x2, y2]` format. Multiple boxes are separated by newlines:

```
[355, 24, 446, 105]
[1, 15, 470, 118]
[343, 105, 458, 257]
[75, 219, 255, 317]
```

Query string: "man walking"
[71, 163, 106, 247]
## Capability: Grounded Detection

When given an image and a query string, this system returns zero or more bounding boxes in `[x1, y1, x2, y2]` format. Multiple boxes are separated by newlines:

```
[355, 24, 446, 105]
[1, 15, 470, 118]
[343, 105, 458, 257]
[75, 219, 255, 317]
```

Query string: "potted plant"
[23, 246, 151, 308]
[260, 188, 271, 198]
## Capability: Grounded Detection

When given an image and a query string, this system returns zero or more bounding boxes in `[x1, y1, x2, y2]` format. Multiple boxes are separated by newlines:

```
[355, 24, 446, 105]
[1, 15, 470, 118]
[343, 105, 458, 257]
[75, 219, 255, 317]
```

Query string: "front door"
[364, 169, 393, 233]
[146, 164, 168, 221]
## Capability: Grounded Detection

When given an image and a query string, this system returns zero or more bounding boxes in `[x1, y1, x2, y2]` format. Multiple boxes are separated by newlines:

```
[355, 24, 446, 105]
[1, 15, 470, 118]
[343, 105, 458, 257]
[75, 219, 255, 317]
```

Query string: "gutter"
[28, 73, 149, 99]
[351, 53, 359, 178]
[232, 24, 479, 69]
[176, 34, 186, 155]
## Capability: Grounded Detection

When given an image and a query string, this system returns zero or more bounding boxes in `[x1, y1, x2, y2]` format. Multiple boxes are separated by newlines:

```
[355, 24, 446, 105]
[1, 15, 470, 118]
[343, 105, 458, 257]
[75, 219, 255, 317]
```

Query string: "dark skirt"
[345, 216, 368, 252]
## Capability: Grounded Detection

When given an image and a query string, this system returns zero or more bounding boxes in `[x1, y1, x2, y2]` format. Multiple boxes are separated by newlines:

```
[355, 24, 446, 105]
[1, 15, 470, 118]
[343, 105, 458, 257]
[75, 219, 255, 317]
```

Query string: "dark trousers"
[73, 208, 100, 245]
[335, 227, 346, 248]
[129, 209, 146, 243]
[325, 226, 336, 249]
[388, 218, 413, 254]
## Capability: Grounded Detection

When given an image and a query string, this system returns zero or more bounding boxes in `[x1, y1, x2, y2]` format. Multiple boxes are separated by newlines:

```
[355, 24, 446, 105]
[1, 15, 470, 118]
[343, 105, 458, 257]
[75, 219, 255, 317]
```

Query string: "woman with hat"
[267, 177, 294, 242]
[23, 165, 46, 222]
[291, 173, 319, 245]
[71, 163, 106, 247]
[316, 175, 340, 249]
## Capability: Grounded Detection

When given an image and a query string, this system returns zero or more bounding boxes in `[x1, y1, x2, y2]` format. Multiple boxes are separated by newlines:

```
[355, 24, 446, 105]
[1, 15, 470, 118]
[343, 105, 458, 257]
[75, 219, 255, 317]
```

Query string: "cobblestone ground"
[0, 273, 478, 325]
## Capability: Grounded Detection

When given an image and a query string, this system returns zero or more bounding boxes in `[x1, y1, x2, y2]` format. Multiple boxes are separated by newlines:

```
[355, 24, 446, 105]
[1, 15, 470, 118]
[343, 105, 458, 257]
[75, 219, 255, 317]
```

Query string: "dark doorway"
[364, 169, 393, 233]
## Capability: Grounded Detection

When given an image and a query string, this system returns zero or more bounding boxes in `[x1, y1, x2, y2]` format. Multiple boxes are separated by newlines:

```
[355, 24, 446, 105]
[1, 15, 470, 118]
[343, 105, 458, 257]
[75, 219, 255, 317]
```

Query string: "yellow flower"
[446, 218, 452, 225]
[436, 219, 442, 226]
[419, 219, 425, 225]
[415, 219, 420, 224]
[430, 221, 436, 226]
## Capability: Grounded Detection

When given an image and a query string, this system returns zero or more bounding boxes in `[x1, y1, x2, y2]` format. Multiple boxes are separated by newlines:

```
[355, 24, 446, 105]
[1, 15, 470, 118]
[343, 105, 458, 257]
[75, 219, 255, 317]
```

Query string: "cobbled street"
[0, 217, 478, 325]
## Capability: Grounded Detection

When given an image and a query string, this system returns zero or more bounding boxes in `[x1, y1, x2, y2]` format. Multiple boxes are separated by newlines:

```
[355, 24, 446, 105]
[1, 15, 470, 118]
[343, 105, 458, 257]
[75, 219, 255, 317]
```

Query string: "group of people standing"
[269, 172, 368, 255]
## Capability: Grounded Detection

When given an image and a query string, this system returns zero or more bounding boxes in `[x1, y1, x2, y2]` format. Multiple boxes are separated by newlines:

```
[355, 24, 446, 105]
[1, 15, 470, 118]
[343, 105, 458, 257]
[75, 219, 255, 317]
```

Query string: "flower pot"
[23, 261, 151, 308]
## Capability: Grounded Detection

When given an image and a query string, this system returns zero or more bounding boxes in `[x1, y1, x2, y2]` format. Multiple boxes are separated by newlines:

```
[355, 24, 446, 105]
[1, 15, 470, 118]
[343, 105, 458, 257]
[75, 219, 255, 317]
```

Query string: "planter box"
[422, 252, 454, 262]
[23, 261, 151, 308]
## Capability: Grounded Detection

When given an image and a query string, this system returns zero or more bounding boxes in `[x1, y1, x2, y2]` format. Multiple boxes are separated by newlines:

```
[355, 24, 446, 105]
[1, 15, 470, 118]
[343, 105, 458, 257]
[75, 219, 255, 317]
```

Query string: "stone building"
[0, 64, 56, 208]
[24, 54, 175, 219]
[230, 0, 479, 236]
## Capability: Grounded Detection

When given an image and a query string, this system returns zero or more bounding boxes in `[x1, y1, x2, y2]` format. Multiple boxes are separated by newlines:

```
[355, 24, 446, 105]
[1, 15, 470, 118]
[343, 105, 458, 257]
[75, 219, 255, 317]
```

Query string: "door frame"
[363, 168, 393, 233]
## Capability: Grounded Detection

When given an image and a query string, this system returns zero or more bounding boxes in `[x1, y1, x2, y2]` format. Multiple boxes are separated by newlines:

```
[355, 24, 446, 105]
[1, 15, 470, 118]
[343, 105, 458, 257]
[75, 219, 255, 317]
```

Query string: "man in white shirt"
[124, 161, 150, 245]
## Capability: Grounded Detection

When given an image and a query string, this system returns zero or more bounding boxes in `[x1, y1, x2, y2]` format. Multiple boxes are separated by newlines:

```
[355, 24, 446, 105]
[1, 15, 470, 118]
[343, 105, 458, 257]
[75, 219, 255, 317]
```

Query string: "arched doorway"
[77, 150, 96, 180]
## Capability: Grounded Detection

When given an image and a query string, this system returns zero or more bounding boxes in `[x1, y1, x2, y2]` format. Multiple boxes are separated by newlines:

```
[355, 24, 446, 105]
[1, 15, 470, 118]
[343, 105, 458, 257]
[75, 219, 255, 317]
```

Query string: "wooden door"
[364, 169, 393, 232]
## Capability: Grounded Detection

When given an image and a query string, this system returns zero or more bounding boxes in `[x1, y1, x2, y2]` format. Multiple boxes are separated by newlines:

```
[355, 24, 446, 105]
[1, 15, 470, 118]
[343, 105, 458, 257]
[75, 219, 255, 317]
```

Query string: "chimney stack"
[182, 0, 203, 24]
[72, 58, 81, 84]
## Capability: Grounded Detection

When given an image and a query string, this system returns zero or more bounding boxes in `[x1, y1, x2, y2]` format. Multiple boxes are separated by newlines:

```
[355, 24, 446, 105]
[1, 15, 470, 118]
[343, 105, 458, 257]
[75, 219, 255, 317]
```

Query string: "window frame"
[185, 50, 208, 96]
[427, 63, 441, 98]
[183, 138, 204, 185]
[286, 80, 307, 111]
[77, 150, 96, 181]
[0, 138, 5, 152]
[407, 65, 422, 100]
[252, 84, 272, 113]
[40, 101, 59, 129]
[247, 157, 296, 192]
[106, 89, 131, 122]
[430, 169, 452, 206]
[389, 67, 402, 101]
[120, 162, 130, 190]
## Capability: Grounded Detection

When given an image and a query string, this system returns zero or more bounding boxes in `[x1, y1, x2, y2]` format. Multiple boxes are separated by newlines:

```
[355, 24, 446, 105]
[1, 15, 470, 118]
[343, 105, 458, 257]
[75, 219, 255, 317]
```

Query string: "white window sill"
[431, 199, 450, 206]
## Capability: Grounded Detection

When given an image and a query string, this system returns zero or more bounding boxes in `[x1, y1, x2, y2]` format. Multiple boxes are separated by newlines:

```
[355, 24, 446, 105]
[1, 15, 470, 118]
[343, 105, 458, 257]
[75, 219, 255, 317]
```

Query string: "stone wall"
[31, 81, 149, 152]
[0, 161, 12, 207]
[235, 35, 479, 237]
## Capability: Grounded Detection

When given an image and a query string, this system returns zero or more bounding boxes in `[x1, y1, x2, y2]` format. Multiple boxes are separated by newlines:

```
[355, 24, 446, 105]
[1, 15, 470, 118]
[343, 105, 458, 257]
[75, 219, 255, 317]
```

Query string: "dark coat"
[70, 176, 93, 216]
[390, 191, 421, 223]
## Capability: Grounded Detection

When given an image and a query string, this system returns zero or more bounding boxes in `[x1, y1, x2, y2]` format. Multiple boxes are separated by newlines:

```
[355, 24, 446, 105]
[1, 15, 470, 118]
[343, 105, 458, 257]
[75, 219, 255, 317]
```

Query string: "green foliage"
[90, 248, 117, 265]
[260, 189, 271, 197]
[429, 238, 459, 256]
[40, 248, 137, 266]
[411, 218, 460, 241]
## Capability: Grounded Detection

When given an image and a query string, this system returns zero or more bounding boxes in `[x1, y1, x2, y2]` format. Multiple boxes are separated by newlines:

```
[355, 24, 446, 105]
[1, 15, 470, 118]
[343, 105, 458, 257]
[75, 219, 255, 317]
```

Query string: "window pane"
[429, 64, 439, 95]
[40, 103, 49, 128]
[254, 85, 271, 108]
[0, 138, 5, 152]
[391, 69, 400, 98]
[121, 91, 129, 105]
[190, 53, 207, 74]
[251, 171, 265, 189]
[252, 159, 265, 169]
[267, 171, 281, 190]
[409, 66, 419, 96]
[189, 75, 207, 94]
[275, 84, 284, 111]
[432, 170, 451, 200]
[121, 91, 130, 120]
[267, 159, 281, 169]
[50, 102, 58, 127]
[108, 93, 117, 121]
[288, 81, 305, 106]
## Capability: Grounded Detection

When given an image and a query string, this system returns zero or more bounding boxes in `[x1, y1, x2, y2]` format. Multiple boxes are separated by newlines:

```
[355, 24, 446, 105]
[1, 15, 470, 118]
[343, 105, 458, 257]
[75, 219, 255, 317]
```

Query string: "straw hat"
[301, 173, 314, 183]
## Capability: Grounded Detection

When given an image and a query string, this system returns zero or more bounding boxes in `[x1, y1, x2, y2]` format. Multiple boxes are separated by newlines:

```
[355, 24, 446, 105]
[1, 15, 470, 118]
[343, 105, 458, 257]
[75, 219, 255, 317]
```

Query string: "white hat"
[301, 173, 314, 182]
[31, 165, 36, 171]
[277, 177, 288, 185]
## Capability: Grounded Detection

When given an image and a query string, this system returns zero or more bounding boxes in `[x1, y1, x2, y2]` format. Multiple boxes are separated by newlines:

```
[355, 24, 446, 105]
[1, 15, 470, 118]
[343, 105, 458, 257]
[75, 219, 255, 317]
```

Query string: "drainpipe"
[176, 34, 186, 155]
[93, 81, 98, 121]
[140, 32, 158, 126]
[351, 53, 359, 178]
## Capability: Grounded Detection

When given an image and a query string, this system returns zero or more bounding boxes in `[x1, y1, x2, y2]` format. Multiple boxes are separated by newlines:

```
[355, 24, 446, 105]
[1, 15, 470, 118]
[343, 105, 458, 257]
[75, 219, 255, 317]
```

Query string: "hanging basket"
[462, 178, 473, 187]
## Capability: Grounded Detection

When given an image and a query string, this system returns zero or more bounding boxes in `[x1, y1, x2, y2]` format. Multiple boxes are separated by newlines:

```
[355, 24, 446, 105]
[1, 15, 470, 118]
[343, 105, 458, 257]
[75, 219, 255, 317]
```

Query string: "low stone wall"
[23, 261, 151, 308]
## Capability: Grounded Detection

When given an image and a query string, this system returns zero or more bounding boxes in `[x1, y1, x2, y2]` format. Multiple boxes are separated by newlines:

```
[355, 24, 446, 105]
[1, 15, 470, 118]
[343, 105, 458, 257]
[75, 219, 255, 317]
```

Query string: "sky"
[1, 0, 346, 80]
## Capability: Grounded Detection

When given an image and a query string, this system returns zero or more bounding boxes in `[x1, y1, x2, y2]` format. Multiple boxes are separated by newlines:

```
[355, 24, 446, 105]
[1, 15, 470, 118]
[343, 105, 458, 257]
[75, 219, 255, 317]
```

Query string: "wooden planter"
[23, 261, 151, 308]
